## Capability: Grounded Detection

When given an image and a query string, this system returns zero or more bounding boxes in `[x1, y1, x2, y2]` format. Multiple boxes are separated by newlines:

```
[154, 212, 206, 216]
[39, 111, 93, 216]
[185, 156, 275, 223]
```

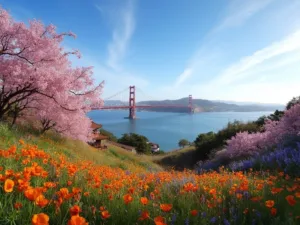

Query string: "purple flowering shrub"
[225, 104, 300, 158]
[229, 143, 300, 176]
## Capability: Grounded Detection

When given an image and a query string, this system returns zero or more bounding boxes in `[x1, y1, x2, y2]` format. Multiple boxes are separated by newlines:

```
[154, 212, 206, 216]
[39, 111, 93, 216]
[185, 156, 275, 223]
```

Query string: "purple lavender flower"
[223, 219, 230, 225]
[210, 217, 217, 223]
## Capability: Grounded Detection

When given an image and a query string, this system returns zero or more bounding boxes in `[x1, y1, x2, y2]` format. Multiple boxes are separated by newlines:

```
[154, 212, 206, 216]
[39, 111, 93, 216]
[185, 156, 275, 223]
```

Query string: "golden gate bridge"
[92, 86, 193, 119]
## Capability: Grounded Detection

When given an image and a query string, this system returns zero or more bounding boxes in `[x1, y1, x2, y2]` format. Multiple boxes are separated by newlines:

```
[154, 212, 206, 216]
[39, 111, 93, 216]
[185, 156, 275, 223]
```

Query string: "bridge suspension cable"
[135, 87, 159, 102]
[103, 87, 129, 101]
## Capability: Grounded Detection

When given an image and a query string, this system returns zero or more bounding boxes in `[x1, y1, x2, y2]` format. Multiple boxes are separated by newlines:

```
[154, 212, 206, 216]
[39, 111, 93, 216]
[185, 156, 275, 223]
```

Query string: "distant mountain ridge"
[104, 98, 285, 112]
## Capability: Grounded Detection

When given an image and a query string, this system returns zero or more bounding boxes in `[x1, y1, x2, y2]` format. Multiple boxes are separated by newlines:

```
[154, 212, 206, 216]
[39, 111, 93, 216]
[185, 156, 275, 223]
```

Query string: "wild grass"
[0, 123, 162, 172]
[1, 123, 300, 225]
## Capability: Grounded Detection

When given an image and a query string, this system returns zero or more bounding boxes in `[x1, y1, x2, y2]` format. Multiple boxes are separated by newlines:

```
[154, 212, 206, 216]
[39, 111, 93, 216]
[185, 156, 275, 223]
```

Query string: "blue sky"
[1, 0, 300, 104]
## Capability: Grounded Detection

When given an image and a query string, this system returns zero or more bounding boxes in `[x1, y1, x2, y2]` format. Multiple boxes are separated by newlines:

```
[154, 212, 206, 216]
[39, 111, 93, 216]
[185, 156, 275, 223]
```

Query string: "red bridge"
[92, 86, 193, 119]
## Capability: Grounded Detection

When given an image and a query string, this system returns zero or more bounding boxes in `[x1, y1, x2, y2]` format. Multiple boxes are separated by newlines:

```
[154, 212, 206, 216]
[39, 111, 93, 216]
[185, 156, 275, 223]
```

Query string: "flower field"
[1, 141, 300, 225]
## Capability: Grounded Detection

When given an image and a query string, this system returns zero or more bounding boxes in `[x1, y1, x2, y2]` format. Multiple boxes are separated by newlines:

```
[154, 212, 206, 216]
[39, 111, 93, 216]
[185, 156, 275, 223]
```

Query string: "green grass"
[0, 123, 162, 172]
[150, 146, 198, 170]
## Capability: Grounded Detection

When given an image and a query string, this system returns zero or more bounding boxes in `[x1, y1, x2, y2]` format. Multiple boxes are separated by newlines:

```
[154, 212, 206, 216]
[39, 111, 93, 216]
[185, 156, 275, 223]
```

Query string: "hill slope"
[0, 123, 162, 172]
[137, 98, 284, 112]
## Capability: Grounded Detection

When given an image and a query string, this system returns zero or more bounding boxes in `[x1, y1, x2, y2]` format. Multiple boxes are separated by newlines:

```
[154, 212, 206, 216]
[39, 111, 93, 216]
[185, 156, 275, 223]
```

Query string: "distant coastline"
[105, 98, 284, 113]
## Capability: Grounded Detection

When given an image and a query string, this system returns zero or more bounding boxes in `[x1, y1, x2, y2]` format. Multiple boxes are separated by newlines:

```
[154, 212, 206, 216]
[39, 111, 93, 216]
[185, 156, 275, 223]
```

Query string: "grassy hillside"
[0, 123, 162, 172]
[1, 123, 300, 224]
[151, 147, 198, 170]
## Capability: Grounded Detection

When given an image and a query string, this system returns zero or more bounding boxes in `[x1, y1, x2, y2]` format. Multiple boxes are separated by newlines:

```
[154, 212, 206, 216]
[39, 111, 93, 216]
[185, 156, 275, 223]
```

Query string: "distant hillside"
[137, 98, 284, 112]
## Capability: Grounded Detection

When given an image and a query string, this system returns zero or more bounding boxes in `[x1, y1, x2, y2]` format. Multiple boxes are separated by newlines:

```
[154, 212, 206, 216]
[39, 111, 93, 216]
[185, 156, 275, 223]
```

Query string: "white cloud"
[106, 0, 135, 71]
[95, 4, 103, 14]
[214, 0, 274, 32]
[214, 30, 300, 86]
[174, 68, 193, 87]
[173, 0, 273, 87]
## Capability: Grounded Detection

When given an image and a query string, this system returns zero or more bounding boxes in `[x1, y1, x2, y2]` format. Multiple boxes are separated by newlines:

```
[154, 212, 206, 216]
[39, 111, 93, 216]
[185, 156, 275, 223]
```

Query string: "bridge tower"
[129, 86, 136, 119]
[188, 95, 193, 113]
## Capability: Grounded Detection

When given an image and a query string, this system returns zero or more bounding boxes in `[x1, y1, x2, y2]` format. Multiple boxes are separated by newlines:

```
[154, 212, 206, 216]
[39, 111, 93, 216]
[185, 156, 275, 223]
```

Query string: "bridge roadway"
[92, 105, 190, 110]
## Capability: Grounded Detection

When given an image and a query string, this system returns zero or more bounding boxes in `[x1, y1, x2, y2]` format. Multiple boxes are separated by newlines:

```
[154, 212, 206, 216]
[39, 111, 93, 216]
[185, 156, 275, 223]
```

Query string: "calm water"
[88, 110, 272, 151]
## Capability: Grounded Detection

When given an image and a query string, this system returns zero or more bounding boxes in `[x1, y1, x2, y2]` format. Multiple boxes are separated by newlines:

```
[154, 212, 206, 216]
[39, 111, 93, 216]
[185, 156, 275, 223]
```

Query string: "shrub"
[226, 104, 300, 159]
[228, 143, 300, 176]
[118, 133, 151, 154]
[100, 129, 118, 142]
[178, 139, 190, 148]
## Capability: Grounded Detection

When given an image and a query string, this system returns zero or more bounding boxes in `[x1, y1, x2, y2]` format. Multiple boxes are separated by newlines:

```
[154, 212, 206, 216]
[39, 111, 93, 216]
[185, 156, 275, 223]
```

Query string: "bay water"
[88, 110, 272, 151]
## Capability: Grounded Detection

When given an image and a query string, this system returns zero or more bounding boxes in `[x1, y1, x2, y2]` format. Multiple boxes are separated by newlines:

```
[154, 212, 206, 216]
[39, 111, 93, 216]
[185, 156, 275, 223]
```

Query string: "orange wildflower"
[83, 192, 89, 197]
[67, 215, 88, 225]
[99, 206, 105, 211]
[286, 195, 297, 206]
[236, 193, 243, 199]
[295, 192, 300, 198]
[250, 196, 262, 202]
[271, 208, 277, 216]
[4, 179, 14, 193]
[123, 194, 133, 204]
[271, 187, 284, 195]
[35, 195, 49, 208]
[160, 204, 172, 212]
[209, 188, 217, 195]
[14, 202, 23, 210]
[32, 213, 49, 225]
[70, 205, 82, 216]
[139, 211, 150, 220]
[101, 210, 111, 219]
[24, 188, 42, 201]
[265, 200, 275, 208]
[154, 216, 167, 225]
[190, 210, 198, 216]
[140, 197, 149, 205]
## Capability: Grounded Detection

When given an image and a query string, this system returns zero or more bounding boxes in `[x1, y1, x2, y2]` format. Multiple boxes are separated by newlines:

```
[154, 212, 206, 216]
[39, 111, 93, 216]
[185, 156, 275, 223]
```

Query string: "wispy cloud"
[214, 0, 274, 32]
[105, 0, 135, 71]
[173, 0, 273, 87]
[214, 30, 300, 85]
[174, 68, 193, 87]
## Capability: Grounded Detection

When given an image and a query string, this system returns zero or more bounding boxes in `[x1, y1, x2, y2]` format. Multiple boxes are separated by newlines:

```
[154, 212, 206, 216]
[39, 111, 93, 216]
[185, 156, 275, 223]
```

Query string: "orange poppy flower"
[209, 188, 217, 195]
[140, 197, 148, 205]
[271, 187, 284, 195]
[286, 195, 297, 206]
[154, 216, 167, 225]
[4, 179, 14, 193]
[190, 210, 198, 216]
[160, 204, 172, 212]
[236, 193, 243, 199]
[123, 194, 133, 204]
[139, 211, 150, 221]
[101, 210, 111, 219]
[32, 213, 49, 225]
[265, 200, 275, 208]
[35, 195, 49, 208]
[250, 196, 262, 202]
[67, 215, 88, 225]
[14, 202, 23, 210]
[70, 205, 82, 216]
[99, 206, 105, 211]
[24, 188, 42, 201]
[271, 208, 277, 216]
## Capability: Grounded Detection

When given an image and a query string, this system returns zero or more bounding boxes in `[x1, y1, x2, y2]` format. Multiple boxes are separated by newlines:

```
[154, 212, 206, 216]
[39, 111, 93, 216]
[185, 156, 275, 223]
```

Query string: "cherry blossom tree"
[226, 104, 300, 158]
[0, 7, 103, 141]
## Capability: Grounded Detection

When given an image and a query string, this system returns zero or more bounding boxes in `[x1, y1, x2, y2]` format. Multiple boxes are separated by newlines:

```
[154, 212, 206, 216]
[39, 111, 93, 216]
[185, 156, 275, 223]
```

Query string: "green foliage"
[286, 96, 300, 110]
[194, 120, 261, 161]
[118, 133, 151, 154]
[178, 139, 189, 148]
[100, 128, 118, 142]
